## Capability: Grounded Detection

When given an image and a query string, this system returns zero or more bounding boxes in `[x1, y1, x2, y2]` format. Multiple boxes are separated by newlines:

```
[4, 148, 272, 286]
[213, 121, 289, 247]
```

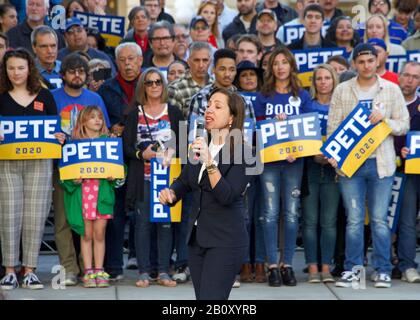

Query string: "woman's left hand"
[191, 137, 212, 165]
[54, 132, 66, 145]
[286, 155, 296, 163]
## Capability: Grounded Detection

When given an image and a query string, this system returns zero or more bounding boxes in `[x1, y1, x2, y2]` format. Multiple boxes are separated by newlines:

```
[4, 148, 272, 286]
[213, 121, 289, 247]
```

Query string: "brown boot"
[255, 263, 267, 283]
[240, 263, 254, 282]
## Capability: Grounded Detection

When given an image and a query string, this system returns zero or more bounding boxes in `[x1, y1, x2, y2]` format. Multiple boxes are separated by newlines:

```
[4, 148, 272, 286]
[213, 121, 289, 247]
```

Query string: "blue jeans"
[172, 191, 192, 268]
[135, 181, 173, 274]
[398, 174, 420, 272]
[339, 159, 393, 274]
[302, 159, 340, 265]
[245, 176, 266, 264]
[260, 159, 303, 265]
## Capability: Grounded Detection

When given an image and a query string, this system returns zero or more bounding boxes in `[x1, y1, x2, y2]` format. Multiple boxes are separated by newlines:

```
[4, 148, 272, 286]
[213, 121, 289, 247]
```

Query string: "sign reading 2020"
[150, 158, 182, 223]
[257, 112, 322, 163]
[59, 137, 124, 180]
[0, 116, 61, 160]
[405, 131, 420, 174]
[321, 103, 392, 178]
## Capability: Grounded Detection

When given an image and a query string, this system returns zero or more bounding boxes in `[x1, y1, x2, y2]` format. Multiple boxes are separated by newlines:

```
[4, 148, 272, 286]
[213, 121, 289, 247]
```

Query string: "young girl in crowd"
[255, 47, 312, 287]
[61, 106, 120, 288]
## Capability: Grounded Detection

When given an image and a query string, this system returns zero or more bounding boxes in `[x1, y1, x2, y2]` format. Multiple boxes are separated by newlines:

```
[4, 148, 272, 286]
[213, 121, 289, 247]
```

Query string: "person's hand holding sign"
[54, 132, 66, 145]
[327, 158, 338, 168]
[159, 188, 177, 205]
[401, 147, 409, 159]
[369, 102, 385, 125]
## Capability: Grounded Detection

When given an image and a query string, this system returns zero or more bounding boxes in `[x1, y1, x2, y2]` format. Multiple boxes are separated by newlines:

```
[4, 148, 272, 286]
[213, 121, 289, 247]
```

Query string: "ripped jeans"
[339, 159, 393, 275]
[260, 159, 303, 266]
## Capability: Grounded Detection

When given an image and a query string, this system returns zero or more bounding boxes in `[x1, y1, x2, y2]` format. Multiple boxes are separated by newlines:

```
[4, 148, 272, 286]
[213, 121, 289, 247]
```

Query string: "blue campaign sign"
[407, 50, 420, 63]
[321, 103, 392, 178]
[59, 137, 124, 179]
[244, 118, 255, 145]
[405, 131, 420, 174]
[386, 55, 407, 73]
[150, 158, 182, 223]
[291, 48, 346, 87]
[257, 112, 322, 163]
[74, 11, 125, 47]
[388, 172, 406, 234]
[283, 23, 330, 45]
[0, 116, 61, 160]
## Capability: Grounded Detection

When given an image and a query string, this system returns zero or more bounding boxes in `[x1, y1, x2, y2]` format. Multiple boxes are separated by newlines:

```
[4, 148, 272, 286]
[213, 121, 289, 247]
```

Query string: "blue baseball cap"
[189, 16, 209, 30]
[352, 43, 378, 61]
[367, 37, 387, 51]
[65, 17, 84, 32]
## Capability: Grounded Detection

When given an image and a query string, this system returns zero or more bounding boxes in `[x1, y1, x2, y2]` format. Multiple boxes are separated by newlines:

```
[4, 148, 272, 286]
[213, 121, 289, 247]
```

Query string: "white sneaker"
[126, 257, 138, 270]
[335, 271, 359, 288]
[22, 272, 44, 290]
[374, 273, 391, 288]
[402, 268, 420, 283]
[232, 279, 241, 288]
[63, 273, 78, 286]
[172, 266, 190, 283]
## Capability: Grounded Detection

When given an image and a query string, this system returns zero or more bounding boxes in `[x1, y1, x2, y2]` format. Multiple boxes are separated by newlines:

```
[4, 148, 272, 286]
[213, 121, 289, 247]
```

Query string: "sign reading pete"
[257, 112, 322, 163]
[0, 116, 61, 160]
[59, 137, 124, 180]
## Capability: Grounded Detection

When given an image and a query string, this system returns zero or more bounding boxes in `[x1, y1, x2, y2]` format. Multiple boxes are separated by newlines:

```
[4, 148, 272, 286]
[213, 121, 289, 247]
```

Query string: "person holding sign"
[393, 61, 420, 283]
[60, 106, 120, 288]
[0, 48, 65, 291]
[159, 88, 255, 300]
[254, 47, 311, 287]
[326, 43, 409, 289]
[123, 67, 183, 288]
[302, 63, 339, 283]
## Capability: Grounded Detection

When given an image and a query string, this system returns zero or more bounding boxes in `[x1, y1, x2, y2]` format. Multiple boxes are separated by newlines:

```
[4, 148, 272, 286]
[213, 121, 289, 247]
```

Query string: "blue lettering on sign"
[292, 48, 346, 73]
[407, 50, 420, 63]
[74, 12, 125, 37]
[385, 55, 407, 73]
[61, 139, 122, 164]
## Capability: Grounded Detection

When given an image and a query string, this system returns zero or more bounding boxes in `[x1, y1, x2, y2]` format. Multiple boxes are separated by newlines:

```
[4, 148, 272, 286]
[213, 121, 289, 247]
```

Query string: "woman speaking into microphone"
[159, 88, 256, 300]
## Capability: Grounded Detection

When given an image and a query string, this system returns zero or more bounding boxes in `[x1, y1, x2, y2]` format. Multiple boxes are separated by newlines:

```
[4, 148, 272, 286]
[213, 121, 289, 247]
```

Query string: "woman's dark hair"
[325, 16, 361, 49]
[65, 0, 88, 18]
[261, 47, 302, 98]
[128, 6, 150, 29]
[87, 27, 107, 51]
[0, 48, 42, 94]
[0, 4, 16, 33]
[207, 87, 245, 152]
[234, 66, 262, 91]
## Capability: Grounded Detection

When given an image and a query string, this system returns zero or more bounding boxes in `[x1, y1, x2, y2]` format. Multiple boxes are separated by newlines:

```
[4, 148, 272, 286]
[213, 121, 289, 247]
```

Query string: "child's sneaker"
[0, 273, 19, 290]
[96, 271, 110, 288]
[22, 272, 44, 290]
[83, 272, 97, 288]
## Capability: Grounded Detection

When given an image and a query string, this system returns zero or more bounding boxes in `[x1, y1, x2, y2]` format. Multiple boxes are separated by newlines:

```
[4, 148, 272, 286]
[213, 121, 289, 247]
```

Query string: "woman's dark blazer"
[169, 142, 256, 248]
[123, 103, 184, 211]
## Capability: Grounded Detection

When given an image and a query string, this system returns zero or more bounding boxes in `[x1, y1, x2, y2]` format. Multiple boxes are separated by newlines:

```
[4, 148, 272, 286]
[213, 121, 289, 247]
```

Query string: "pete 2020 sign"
[388, 173, 405, 233]
[59, 137, 124, 179]
[321, 103, 392, 177]
[73, 11, 125, 47]
[150, 158, 182, 223]
[0, 116, 61, 160]
[282, 23, 330, 45]
[405, 131, 420, 174]
[291, 48, 346, 87]
[257, 112, 322, 163]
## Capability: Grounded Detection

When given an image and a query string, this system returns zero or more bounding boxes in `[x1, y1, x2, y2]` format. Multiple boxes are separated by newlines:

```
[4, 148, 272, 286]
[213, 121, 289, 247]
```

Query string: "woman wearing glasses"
[123, 67, 184, 288]
[0, 48, 64, 290]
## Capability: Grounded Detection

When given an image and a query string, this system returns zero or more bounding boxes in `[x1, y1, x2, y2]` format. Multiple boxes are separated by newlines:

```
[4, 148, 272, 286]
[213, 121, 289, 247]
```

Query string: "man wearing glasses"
[142, 0, 174, 24]
[58, 17, 116, 75]
[173, 24, 191, 61]
[142, 21, 179, 76]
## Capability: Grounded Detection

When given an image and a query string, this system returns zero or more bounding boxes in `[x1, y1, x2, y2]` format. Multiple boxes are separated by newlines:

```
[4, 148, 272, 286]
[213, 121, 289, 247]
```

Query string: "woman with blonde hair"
[302, 63, 340, 283]
[364, 14, 406, 56]
[197, 0, 223, 48]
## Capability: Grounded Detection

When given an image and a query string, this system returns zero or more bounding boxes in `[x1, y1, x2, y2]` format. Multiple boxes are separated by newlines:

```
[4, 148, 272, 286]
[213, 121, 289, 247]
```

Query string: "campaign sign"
[405, 131, 420, 174]
[59, 138, 124, 179]
[292, 48, 346, 87]
[388, 172, 405, 234]
[283, 23, 330, 45]
[407, 50, 420, 63]
[386, 55, 407, 73]
[0, 116, 61, 160]
[321, 103, 392, 178]
[73, 11, 125, 47]
[150, 158, 182, 223]
[257, 112, 322, 163]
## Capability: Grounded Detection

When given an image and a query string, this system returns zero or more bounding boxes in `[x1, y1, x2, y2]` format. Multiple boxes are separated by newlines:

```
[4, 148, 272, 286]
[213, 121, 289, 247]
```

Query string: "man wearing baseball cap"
[326, 42, 409, 289]
[256, 9, 283, 52]
[367, 38, 399, 85]
[189, 16, 211, 44]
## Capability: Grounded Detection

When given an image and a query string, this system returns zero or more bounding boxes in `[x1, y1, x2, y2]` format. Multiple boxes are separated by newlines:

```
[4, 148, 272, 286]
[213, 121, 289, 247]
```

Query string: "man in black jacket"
[288, 4, 335, 50]
[222, 0, 258, 44]
[320, 0, 343, 23]
[256, 0, 298, 26]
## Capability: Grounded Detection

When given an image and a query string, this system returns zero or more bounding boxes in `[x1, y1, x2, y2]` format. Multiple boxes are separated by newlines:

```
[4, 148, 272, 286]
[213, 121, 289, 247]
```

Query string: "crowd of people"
[0, 0, 419, 300]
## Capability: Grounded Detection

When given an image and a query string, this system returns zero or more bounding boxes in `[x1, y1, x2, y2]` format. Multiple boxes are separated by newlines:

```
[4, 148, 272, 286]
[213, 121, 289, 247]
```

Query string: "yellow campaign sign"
[0, 116, 62, 160]
[59, 138, 125, 180]
[297, 71, 313, 88]
[260, 139, 323, 163]
[405, 131, 420, 174]
[150, 158, 182, 223]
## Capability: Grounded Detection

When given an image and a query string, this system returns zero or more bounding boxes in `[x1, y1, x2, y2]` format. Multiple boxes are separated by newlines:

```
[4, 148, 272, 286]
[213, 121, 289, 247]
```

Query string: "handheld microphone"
[194, 116, 205, 160]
